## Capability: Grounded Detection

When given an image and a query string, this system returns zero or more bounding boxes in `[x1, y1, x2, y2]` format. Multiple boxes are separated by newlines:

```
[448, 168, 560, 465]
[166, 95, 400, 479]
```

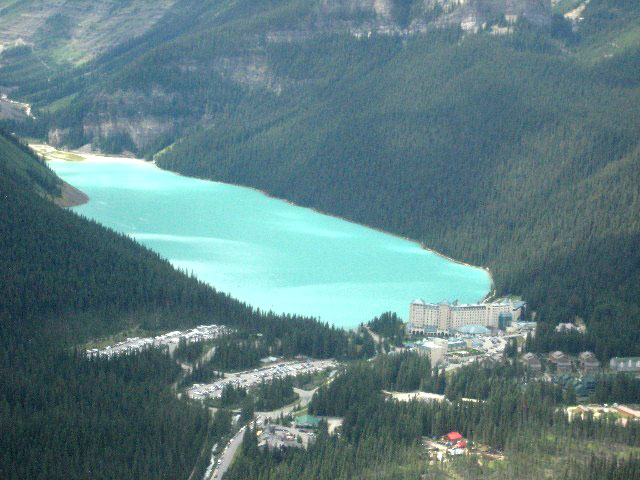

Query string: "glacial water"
[49, 157, 491, 328]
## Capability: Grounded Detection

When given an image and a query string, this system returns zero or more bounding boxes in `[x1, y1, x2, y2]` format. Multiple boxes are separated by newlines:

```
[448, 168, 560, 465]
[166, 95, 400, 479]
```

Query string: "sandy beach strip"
[31, 143, 149, 165]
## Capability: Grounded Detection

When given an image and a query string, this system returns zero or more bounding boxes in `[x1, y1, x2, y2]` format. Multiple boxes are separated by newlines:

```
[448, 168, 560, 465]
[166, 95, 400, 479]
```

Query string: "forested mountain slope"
[157, 24, 640, 359]
[0, 130, 59, 196]
[0, 0, 179, 64]
[0, 135, 210, 479]
[1, 0, 553, 150]
[0, 133, 356, 478]
[0, 131, 351, 352]
[1, 0, 639, 358]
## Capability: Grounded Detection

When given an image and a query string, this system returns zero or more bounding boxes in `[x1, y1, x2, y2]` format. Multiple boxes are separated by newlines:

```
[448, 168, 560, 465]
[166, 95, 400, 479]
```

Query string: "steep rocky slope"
[0, 0, 551, 67]
[0, 0, 177, 63]
[0, 0, 553, 152]
[322, 0, 551, 33]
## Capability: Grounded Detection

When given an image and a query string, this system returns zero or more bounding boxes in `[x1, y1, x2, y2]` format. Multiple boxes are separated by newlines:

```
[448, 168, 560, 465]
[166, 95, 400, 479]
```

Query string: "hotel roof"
[453, 325, 491, 335]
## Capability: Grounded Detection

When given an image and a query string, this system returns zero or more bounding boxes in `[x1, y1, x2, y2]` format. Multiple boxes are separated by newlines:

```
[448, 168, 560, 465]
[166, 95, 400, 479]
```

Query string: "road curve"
[210, 387, 317, 479]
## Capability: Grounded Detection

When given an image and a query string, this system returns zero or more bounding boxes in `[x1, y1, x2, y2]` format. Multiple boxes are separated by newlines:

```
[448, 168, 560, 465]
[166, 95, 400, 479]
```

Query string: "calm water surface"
[50, 158, 490, 328]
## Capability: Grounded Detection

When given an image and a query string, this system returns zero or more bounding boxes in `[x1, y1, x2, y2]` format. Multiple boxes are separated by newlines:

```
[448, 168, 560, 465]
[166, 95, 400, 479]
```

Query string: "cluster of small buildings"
[187, 359, 337, 400]
[258, 424, 307, 450]
[424, 431, 475, 461]
[406, 333, 513, 368]
[256, 416, 321, 451]
[424, 428, 508, 462]
[407, 299, 526, 335]
[520, 350, 601, 374]
[521, 351, 640, 400]
[567, 404, 640, 426]
[86, 324, 231, 358]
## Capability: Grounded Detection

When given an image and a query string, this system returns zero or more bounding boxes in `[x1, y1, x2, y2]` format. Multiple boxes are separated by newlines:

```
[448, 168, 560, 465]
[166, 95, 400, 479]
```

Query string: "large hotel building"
[407, 299, 524, 334]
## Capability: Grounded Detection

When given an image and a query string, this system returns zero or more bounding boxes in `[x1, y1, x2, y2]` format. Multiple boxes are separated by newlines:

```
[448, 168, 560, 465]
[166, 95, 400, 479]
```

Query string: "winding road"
[210, 425, 246, 480]
[209, 386, 319, 480]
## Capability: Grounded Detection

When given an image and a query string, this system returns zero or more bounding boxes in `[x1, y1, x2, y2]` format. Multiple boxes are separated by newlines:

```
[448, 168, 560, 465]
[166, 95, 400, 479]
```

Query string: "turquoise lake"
[49, 158, 491, 329]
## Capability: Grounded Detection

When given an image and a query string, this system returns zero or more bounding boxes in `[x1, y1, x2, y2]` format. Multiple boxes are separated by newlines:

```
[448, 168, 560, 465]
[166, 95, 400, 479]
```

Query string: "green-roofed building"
[295, 414, 321, 429]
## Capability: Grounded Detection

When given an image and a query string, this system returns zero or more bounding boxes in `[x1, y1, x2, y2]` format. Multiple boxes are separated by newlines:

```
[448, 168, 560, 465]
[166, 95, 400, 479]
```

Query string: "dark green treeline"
[226, 354, 640, 480]
[0, 132, 361, 479]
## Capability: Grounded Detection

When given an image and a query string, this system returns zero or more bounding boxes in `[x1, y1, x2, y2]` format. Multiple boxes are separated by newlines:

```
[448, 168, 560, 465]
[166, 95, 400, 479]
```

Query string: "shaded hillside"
[0, 345, 212, 480]
[0, 0, 178, 64]
[154, 9, 640, 358]
[2, 0, 639, 358]
[0, 130, 347, 349]
[0, 132, 87, 205]
[0, 130, 364, 478]
[0, 134, 211, 479]
[0, 130, 60, 196]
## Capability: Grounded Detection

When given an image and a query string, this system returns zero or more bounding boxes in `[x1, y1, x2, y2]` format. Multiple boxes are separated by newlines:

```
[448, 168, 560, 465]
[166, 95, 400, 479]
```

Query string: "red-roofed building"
[446, 432, 462, 442]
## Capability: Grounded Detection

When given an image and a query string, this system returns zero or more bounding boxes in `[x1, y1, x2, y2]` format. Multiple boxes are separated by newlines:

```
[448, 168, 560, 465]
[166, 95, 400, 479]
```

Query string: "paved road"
[363, 325, 382, 347]
[208, 368, 341, 480]
[210, 425, 246, 480]
[210, 387, 317, 480]
[256, 387, 316, 420]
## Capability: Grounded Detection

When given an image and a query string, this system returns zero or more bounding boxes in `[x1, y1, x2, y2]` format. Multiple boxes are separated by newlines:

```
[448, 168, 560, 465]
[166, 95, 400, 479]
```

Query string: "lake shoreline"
[239, 184, 496, 303]
[53, 180, 90, 207]
[157, 162, 496, 303]
[37, 143, 494, 305]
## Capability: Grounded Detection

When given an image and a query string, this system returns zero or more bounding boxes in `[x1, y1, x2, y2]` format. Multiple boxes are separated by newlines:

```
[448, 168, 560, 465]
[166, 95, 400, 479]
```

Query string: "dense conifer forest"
[154, 22, 640, 360]
[0, 348, 209, 479]
[368, 312, 405, 347]
[226, 355, 640, 479]
[2, 0, 637, 359]
[0, 132, 360, 478]
[2, 1, 640, 478]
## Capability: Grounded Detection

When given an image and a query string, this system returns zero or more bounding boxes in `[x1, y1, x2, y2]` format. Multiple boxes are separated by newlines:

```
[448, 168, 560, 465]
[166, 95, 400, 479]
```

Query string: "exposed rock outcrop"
[25, 0, 551, 154]
[317, 0, 551, 31]
[0, 0, 178, 63]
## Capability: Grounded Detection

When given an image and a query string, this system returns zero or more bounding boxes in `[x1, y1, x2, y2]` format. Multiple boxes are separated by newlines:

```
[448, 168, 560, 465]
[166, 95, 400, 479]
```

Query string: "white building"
[555, 323, 586, 333]
[414, 338, 448, 365]
[407, 299, 524, 334]
[610, 357, 640, 373]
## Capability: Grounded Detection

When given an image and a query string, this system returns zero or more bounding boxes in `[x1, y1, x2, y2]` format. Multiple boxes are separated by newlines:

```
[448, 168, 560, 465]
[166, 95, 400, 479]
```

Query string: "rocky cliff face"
[47, 89, 180, 154]
[0, 0, 177, 63]
[0, 0, 552, 64]
[316, 0, 551, 32]
[318, 0, 393, 19]
[5, 0, 552, 155]
[430, 0, 552, 29]
[261, 0, 551, 43]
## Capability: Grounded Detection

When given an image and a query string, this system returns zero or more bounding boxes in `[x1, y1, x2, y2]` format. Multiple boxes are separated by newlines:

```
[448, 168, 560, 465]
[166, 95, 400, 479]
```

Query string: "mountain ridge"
[1, 0, 639, 359]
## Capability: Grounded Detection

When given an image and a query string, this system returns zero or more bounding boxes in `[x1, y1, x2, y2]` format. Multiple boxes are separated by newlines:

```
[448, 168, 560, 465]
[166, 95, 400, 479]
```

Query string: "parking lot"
[187, 358, 338, 400]
[257, 422, 315, 450]
[86, 324, 232, 358]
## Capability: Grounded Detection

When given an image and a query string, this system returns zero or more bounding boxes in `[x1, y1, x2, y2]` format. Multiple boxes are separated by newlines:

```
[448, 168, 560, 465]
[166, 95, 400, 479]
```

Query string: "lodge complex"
[407, 299, 526, 334]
